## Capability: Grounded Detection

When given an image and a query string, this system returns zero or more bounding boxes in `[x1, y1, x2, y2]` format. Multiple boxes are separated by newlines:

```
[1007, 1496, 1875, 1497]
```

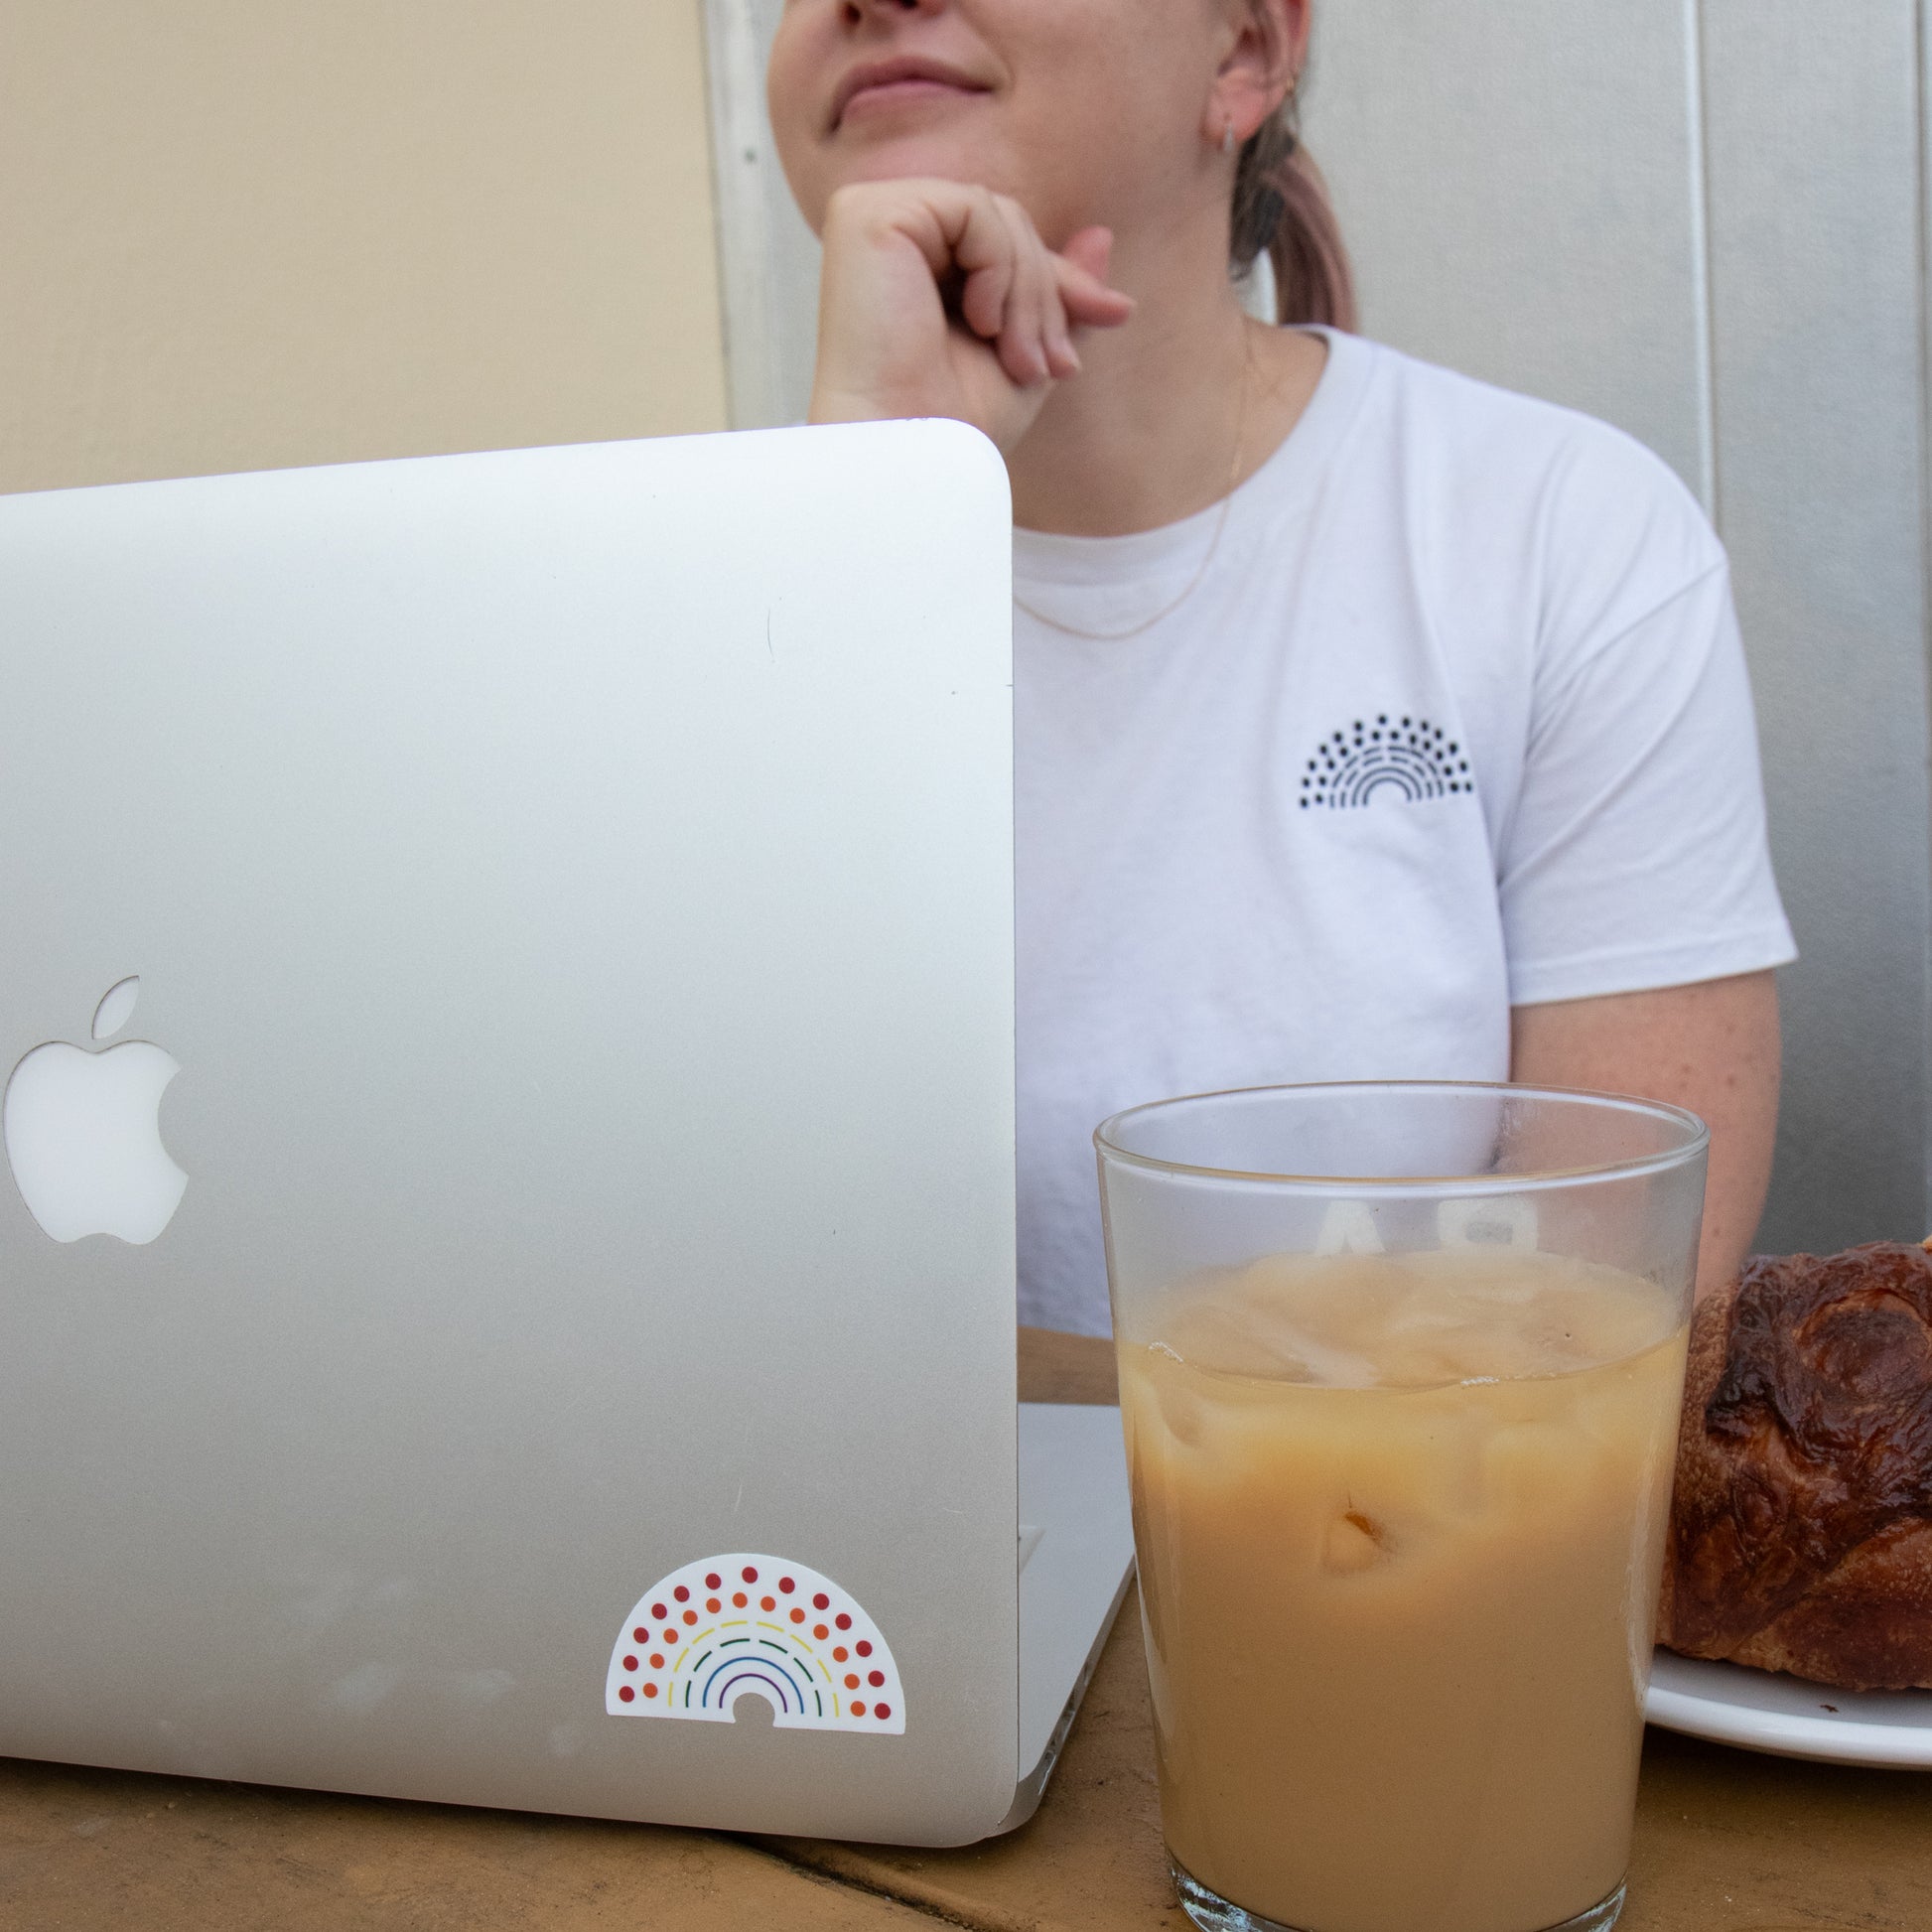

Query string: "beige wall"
[0, 1, 729, 494]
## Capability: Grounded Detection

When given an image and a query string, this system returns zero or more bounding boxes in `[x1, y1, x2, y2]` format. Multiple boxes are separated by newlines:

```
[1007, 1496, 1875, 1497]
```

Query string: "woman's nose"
[843, 0, 945, 23]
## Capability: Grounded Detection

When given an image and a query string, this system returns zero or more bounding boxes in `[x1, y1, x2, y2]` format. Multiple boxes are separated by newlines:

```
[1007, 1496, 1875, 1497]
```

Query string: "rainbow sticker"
[606, 1554, 904, 1734]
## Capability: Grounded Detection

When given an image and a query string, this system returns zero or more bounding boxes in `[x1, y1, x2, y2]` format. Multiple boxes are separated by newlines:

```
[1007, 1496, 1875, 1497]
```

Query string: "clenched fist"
[809, 178, 1135, 453]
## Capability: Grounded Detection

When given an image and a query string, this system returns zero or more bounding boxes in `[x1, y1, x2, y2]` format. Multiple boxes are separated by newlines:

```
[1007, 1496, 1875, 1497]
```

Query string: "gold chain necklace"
[1011, 342, 1251, 643]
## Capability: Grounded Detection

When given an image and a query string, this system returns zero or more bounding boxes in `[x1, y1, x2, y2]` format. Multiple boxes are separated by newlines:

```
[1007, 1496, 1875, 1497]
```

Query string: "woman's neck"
[1005, 233, 1328, 538]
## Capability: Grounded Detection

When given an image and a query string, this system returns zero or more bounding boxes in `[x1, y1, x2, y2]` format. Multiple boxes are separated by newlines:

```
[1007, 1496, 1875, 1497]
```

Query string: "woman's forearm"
[1510, 970, 1782, 1298]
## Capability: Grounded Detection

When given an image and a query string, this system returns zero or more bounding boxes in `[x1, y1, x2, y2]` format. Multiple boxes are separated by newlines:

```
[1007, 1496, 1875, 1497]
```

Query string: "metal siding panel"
[1702, 2, 1931, 1250]
[1300, 0, 1712, 497]
[704, 0, 821, 428]
[702, 0, 784, 430]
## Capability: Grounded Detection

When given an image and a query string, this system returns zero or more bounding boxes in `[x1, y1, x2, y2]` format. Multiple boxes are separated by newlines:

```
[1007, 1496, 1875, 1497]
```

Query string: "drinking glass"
[1095, 1082, 1708, 1932]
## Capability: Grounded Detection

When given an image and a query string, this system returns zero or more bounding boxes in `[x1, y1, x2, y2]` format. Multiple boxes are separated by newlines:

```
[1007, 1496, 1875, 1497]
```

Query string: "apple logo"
[4, 977, 189, 1244]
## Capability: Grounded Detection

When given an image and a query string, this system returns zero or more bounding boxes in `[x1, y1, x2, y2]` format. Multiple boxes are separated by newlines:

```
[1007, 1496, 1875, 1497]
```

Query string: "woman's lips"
[843, 76, 980, 119]
[832, 62, 991, 129]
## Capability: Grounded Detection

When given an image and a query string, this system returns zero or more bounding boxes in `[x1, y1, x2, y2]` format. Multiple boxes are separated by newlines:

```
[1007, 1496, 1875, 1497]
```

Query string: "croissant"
[1656, 1241, 1932, 1692]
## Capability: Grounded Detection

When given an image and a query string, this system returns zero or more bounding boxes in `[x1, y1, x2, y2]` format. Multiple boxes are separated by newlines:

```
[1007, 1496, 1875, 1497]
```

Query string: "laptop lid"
[0, 422, 1020, 1844]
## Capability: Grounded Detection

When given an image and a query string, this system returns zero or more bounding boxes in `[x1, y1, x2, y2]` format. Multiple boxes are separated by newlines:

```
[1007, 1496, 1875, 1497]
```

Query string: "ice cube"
[1321, 1511, 1392, 1576]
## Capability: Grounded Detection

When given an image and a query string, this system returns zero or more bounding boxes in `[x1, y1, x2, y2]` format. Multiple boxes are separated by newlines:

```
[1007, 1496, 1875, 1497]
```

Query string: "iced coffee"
[1119, 1248, 1688, 1932]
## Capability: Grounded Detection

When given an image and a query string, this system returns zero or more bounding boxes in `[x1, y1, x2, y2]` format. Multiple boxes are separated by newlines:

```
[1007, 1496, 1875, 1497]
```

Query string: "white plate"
[1645, 1649, 1932, 1768]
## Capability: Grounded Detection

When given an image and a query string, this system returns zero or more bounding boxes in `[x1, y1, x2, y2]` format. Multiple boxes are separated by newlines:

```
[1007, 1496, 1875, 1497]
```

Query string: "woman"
[767, 0, 1793, 1333]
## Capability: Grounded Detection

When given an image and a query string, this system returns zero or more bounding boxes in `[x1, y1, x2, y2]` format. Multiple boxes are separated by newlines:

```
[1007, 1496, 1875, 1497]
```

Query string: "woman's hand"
[808, 179, 1135, 453]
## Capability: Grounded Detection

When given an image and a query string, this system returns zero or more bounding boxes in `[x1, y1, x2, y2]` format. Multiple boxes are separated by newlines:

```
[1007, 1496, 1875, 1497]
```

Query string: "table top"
[3, 1327, 1926, 1931]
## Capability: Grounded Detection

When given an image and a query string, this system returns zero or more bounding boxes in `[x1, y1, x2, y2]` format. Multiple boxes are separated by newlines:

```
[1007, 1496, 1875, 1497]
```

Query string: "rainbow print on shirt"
[606, 1553, 904, 1734]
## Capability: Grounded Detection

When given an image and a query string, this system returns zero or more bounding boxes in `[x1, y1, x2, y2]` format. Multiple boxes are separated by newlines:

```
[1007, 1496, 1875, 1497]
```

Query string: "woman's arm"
[1509, 970, 1782, 1298]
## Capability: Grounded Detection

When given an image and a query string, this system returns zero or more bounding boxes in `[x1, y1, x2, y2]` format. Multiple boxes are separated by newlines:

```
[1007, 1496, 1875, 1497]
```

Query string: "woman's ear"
[1206, 0, 1307, 149]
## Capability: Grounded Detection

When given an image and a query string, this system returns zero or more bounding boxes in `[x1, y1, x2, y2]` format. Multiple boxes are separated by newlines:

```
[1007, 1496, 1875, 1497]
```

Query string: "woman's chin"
[817, 135, 1025, 205]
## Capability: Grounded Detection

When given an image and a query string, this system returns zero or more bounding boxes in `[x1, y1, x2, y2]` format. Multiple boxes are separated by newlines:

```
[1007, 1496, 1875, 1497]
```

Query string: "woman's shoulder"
[1338, 333, 1726, 617]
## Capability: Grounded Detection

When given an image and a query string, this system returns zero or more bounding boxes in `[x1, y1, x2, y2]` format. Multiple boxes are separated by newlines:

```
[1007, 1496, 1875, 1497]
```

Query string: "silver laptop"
[0, 423, 1133, 1845]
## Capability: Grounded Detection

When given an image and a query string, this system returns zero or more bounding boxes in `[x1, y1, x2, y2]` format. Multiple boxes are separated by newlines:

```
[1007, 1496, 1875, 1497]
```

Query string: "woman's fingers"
[994, 195, 1060, 384]
[950, 190, 1048, 386]
[1060, 225, 1114, 278]
[970, 196, 1124, 383]
[885, 183, 1133, 375]
[808, 179, 1135, 448]
[955, 254, 1015, 350]
[1056, 227, 1137, 329]
[1033, 219, 1083, 378]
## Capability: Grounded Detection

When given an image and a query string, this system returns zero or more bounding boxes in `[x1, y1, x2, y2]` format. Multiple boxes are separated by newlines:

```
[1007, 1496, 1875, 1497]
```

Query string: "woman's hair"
[1229, 84, 1357, 332]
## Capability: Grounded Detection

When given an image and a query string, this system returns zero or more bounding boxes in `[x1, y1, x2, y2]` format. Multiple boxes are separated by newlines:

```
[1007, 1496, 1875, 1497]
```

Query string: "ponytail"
[1230, 92, 1357, 332]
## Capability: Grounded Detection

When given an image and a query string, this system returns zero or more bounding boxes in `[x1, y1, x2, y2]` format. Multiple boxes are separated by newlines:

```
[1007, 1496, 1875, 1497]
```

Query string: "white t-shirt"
[1012, 328, 1796, 1335]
